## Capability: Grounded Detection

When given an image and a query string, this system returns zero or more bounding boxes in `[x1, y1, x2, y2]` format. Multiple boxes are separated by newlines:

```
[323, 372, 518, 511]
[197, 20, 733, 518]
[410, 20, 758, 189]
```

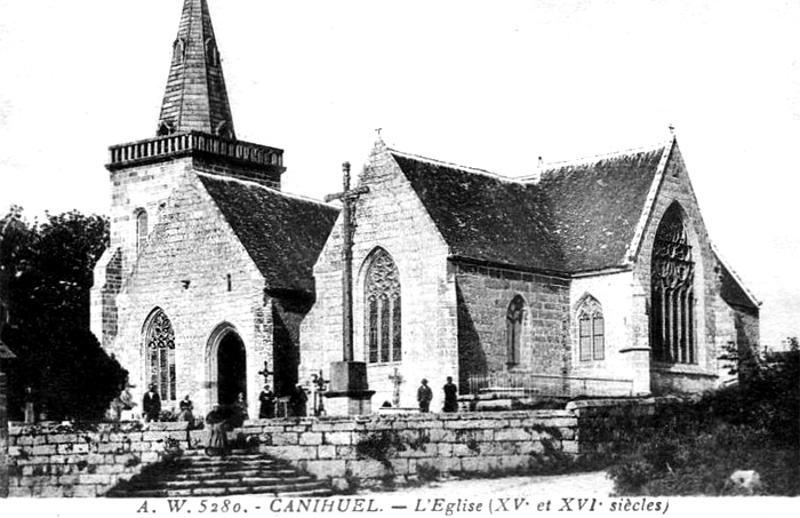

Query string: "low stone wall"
[566, 396, 686, 457]
[3, 397, 685, 496]
[6, 421, 190, 497]
[205, 410, 579, 488]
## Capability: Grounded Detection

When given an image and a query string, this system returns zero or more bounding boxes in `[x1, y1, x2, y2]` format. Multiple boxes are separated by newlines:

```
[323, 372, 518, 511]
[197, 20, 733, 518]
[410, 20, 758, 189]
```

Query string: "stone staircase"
[106, 449, 332, 498]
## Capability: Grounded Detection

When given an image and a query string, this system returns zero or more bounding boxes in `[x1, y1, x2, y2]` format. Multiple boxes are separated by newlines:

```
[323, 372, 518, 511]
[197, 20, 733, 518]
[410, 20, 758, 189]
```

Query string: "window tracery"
[145, 309, 177, 401]
[651, 204, 696, 364]
[365, 250, 401, 364]
[577, 296, 604, 361]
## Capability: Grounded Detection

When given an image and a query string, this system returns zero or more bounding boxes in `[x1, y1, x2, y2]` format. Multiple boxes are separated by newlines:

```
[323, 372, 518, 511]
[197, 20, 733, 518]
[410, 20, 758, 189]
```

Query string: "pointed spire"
[157, 0, 236, 139]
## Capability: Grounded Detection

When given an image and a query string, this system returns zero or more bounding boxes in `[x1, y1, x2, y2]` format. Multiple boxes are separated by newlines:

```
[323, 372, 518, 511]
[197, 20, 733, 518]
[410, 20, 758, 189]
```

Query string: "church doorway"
[216, 331, 247, 406]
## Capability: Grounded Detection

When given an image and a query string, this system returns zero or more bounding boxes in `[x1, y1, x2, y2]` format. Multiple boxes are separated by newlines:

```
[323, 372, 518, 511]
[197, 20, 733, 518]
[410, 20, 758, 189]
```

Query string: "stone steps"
[106, 449, 332, 498]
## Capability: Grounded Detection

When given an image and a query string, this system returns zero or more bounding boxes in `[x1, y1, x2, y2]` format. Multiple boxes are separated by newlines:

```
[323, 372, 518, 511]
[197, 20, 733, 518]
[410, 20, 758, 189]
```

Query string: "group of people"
[417, 376, 459, 413]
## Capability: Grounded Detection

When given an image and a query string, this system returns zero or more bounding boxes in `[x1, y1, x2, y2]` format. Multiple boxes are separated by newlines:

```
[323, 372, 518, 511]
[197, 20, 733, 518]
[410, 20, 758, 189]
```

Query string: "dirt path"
[368, 470, 615, 498]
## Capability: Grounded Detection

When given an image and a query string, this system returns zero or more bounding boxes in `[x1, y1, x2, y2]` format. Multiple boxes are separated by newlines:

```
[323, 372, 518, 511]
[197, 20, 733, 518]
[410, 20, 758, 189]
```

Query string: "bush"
[607, 344, 800, 496]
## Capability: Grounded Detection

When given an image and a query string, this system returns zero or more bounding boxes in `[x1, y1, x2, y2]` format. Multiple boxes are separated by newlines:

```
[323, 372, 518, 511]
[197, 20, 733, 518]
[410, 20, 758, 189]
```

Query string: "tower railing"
[467, 371, 634, 399]
[108, 131, 283, 170]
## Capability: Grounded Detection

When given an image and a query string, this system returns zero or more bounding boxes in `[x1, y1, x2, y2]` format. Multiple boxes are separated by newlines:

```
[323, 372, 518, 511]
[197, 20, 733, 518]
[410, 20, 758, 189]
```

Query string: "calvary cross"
[324, 162, 369, 362]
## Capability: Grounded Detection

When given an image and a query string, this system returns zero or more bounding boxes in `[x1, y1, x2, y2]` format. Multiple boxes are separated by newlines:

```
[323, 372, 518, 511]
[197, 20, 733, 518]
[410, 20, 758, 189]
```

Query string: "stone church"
[91, 0, 760, 417]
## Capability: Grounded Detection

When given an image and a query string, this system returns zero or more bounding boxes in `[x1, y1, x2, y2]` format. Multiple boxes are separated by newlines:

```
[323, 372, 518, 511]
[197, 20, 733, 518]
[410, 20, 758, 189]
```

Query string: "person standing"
[142, 384, 161, 422]
[289, 384, 308, 417]
[417, 379, 433, 413]
[205, 405, 228, 456]
[442, 376, 458, 412]
[258, 385, 275, 419]
[178, 394, 194, 422]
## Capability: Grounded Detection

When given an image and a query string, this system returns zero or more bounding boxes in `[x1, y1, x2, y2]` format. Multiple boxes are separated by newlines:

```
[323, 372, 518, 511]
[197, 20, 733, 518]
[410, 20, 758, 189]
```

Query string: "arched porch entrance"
[207, 324, 247, 407]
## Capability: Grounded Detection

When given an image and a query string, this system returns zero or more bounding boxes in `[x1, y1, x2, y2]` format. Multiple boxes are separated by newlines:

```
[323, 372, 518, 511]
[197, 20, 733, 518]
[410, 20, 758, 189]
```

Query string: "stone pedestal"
[1, 373, 8, 498]
[323, 361, 374, 416]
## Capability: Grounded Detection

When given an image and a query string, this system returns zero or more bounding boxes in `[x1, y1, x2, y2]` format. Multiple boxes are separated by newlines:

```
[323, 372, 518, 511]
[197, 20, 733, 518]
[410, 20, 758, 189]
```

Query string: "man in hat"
[142, 384, 161, 422]
[417, 379, 433, 413]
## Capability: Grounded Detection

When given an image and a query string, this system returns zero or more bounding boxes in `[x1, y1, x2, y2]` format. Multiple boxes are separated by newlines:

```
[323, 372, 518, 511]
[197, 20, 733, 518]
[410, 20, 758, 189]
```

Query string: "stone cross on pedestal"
[388, 368, 404, 408]
[322, 162, 374, 415]
[324, 162, 369, 363]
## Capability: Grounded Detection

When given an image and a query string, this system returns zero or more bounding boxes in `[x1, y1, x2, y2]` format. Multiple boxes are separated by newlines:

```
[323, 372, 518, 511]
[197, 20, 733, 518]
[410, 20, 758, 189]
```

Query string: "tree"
[1, 208, 127, 421]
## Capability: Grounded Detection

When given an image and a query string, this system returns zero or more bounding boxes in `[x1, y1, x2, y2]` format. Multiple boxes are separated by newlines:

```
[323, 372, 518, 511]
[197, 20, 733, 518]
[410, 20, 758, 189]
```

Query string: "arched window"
[135, 209, 148, 255]
[205, 38, 219, 66]
[144, 309, 177, 402]
[173, 38, 186, 64]
[506, 296, 524, 366]
[651, 204, 696, 364]
[577, 296, 604, 361]
[364, 250, 401, 364]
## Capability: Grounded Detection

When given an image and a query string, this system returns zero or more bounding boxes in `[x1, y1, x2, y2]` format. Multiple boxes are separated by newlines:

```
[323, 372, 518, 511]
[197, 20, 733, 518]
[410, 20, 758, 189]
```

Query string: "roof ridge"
[196, 172, 338, 209]
[538, 139, 672, 173]
[388, 148, 522, 185]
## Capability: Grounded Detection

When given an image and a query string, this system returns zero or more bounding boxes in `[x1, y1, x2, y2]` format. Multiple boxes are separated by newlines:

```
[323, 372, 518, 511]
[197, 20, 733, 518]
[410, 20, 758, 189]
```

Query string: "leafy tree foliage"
[1, 209, 127, 421]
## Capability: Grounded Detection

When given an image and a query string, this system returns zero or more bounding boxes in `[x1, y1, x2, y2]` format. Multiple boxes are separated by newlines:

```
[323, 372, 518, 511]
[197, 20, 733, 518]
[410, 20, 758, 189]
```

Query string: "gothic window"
[365, 250, 401, 364]
[651, 203, 696, 364]
[144, 309, 177, 402]
[577, 296, 604, 361]
[506, 296, 524, 366]
[135, 209, 148, 255]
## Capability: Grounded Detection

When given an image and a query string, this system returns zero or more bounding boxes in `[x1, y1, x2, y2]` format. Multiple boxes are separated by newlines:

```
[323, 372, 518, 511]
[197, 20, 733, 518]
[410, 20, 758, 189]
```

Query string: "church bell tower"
[92, 0, 286, 349]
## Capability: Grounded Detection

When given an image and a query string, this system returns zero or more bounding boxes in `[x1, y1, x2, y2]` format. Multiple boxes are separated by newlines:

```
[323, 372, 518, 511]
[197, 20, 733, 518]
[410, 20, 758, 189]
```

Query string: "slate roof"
[198, 174, 339, 294]
[393, 145, 664, 274]
[538, 147, 665, 272]
[717, 254, 760, 311]
[395, 153, 565, 272]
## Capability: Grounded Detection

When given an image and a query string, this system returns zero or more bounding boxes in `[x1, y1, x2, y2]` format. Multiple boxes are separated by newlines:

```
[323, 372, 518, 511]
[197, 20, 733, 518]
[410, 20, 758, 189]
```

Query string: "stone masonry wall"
[633, 143, 721, 393]
[105, 171, 271, 419]
[568, 271, 646, 395]
[300, 144, 456, 410]
[455, 263, 571, 389]
[223, 411, 578, 488]
[5, 398, 680, 496]
[6, 421, 190, 498]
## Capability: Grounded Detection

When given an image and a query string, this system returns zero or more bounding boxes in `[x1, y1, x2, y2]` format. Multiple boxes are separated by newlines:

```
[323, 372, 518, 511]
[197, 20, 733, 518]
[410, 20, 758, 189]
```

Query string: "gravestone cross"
[388, 368, 404, 408]
[310, 370, 330, 416]
[258, 361, 273, 386]
[324, 162, 370, 362]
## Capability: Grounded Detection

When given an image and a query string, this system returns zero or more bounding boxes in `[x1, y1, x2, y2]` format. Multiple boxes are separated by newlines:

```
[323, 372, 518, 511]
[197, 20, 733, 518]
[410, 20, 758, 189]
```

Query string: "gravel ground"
[367, 470, 615, 498]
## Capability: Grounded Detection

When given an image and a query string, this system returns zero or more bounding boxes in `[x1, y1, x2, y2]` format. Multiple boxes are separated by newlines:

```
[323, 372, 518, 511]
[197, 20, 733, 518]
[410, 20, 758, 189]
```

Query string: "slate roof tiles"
[393, 145, 665, 274]
[198, 174, 339, 294]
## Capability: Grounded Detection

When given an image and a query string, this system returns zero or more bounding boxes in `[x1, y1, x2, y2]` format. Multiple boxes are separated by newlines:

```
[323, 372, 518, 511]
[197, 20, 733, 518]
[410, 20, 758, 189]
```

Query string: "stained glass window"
[364, 250, 401, 364]
[650, 204, 696, 364]
[577, 296, 604, 361]
[506, 296, 524, 365]
[144, 309, 177, 402]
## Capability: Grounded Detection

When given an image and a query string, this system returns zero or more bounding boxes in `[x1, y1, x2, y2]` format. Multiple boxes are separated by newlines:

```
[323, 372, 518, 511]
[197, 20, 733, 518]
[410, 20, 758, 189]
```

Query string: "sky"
[0, 0, 798, 347]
